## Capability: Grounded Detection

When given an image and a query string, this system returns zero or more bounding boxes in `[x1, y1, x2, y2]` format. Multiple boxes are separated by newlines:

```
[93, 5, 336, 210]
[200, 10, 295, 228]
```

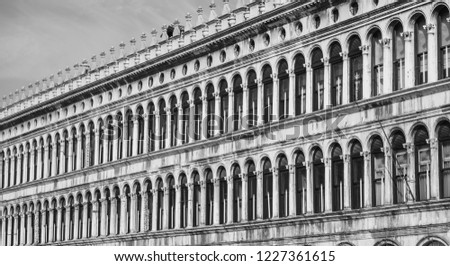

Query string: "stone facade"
[1, 0, 450, 246]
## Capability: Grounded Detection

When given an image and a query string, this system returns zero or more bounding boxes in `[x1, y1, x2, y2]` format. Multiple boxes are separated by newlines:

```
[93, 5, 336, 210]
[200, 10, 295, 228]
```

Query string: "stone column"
[26, 212, 33, 245]
[241, 174, 248, 222]
[81, 134, 86, 169]
[122, 121, 129, 158]
[322, 58, 331, 108]
[73, 204, 79, 239]
[427, 24, 438, 83]
[102, 127, 108, 163]
[23, 150, 29, 183]
[288, 165, 296, 216]
[256, 171, 264, 219]
[100, 199, 107, 236]
[163, 187, 169, 230]
[403, 32, 414, 88]
[340, 52, 349, 104]
[272, 168, 279, 218]
[187, 182, 194, 227]
[13, 214, 19, 246]
[227, 89, 234, 132]
[177, 104, 185, 144]
[200, 180, 207, 226]
[272, 73, 279, 121]
[94, 130, 100, 165]
[67, 138, 73, 172]
[48, 209, 55, 242]
[11, 154, 16, 185]
[359, 45, 370, 99]
[55, 207, 62, 242]
[154, 111, 160, 151]
[213, 178, 220, 225]
[405, 143, 416, 202]
[36, 147, 42, 180]
[305, 63, 313, 113]
[428, 138, 439, 200]
[174, 185, 181, 229]
[140, 192, 149, 232]
[362, 151, 372, 207]
[34, 211, 40, 245]
[120, 195, 127, 234]
[0, 217, 5, 246]
[51, 142, 57, 176]
[288, 69, 295, 117]
[112, 121, 119, 161]
[130, 194, 137, 233]
[382, 38, 392, 94]
[132, 119, 139, 156]
[151, 190, 158, 231]
[143, 114, 149, 152]
[306, 162, 313, 213]
[5, 156, 10, 187]
[384, 147, 393, 205]
[256, 80, 264, 126]
[82, 203, 88, 238]
[343, 155, 351, 209]
[188, 100, 195, 142]
[226, 176, 233, 224]
[201, 98, 207, 140]
[30, 150, 35, 181]
[59, 140, 65, 174]
[110, 198, 117, 235]
[92, 201, 99, 237]
[214, 94, 221, 137]
[242, 84, 249, 128]
[40, 210, 46, 243]
[64, 207, 70, 240]
[324, 159, 332, 212]
[166, 110, 172, 147]
[17, 153, 22, 184]
[20, 213, 26, 245]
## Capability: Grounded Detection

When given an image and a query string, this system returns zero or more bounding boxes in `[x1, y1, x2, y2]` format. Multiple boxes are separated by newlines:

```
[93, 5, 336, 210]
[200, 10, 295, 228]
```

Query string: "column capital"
[175, 184, 181, 190]
[381, 38, 391, 48]
[359, 45, 370, 55]
[361, 151, 371, 161]
[427, 138, 438, 149]
[153, 110, 160, 116]
[226, 176, 233, 184]
[403, 142, 414, 154]
[424, 23, 436, 34]
[323, 158, 331, 167]
[271, 73, 278, 80]
[213, 177, 220, 185]
[401, 31, 413, 42]
[343, 154, 350, 163]
[241, 173, 248, 181]
[321, 57, 329, 66]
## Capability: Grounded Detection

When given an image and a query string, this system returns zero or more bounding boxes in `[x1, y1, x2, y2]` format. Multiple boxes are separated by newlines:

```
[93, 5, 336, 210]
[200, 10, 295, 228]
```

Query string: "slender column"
[288, 69, 295, 117]
[119, 195, 127, 234]
[73, 205, 79, 239]
[94, 130, 100, 165]
[428, 138, 439, 200]
[213, 94, 221, 136]
[100, 199, 107, 236]
[322, 58, 331, 108]
[226, 176, 234, 223]
[256, 171, 263, 219]
[112, 121, 119, 161]
[177, 104, 184, 144]
[340, 52, 349, 104]
[67, 138, 73, 172]
[59, 140, 65, 174]
[20, 213, 26, 245]
[132, 119, 139, 156]
[405, 143, 416, 202]
[362, 151, 372, 208]
[343, 155, 351, 209]
[151, 190, 158, 231]
[13, 214, 19, 246]
[163, 188, 169, 230]
[402, 32, 414, 88]
[30, 150, 35, 181]
[187, 182, 194, 227]
[306, 162, 313, 213]
[324, 159, 332, 212]
[200, 180, 207, 226]
[201, 98, 207, 140]
[110, 198, 117, 235]
[188, 100, 195, 141]
[242, 84, 249, 128]
[227, 90, 234, 132]
[305, 64, 313, 113]
[55, 207, 62, 242]
[5, 156, 10, 187]
[0, 155, 3, 188]
[213, 178, 220, 225]
[140, 192, 149, 232]
[272, 73, 279, 121]
[143, 114, 149, 152]
[40, 210, 46, 243]
[288, 165, 296, 216]
[1, 217, 5, 246]
[51, 142, 57, 176]
[256, 80, 264, 126]
[11, 155, 16, 185]
[34, 211, 40, 245]
[102, 127, 108, 163]
[272, 168, 280, 218]
[122, 121, 129, 158]
[64, 207, 70, 240]
[82, 133, 88, 169]
[23, 150, 29, 183]
[36, 147, 42, 180]
[26, 212, 33, 245]
[129, 194, 137, 233]
[174, 185, 181, 229]
[166, 110, 172, 147]
[241, 174, 248, 222]
[427, 24, 438, 83]
[17, 153, 23, 184]
[384, 147, 393, 205]
[154, 111, 160, 152]
[382, 38, 392, 94]
[81, 203, 88, 238]
[92, 201, 99, 237]
[359, 45, 370, 99]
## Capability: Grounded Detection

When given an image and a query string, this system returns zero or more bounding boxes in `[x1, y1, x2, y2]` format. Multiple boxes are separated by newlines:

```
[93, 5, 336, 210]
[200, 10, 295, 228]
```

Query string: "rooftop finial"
[140, 33, 147, 50]
[185, 13, 193, 31]
[110, 46, 116, 62]
[130, 37, 137, 53]
[173, 19, 181, 36]
[151, 29, 158, 45]
[209, 1, 217, 21]
[197, 7, 204, 26]
[119, 42, 126, 58]
[161, 25, 168, 40]
[222, 0, 230, 15]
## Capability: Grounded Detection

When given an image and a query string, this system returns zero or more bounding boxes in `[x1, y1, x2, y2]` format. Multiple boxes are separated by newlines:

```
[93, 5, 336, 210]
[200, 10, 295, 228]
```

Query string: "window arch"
[312, 147, 325, 213]
[46, 137, 52, 177]
[415, 16, 428, 85]
[294, 54, 306, 115]
[262, 158, 273, 219]
[105, 116, 114, 161]
[350, 141, 364, 209]
[192, 171, 201, 227]
[62, 131, 68, 173]
[262, 65, 273, 123]
[233, 75, 243, 131]
[148, 103, 155, 151]
[232, 164, 242, 222]
[218, 167, 227, 224]
[125, 110, 134, 157]
[371, 30, 383, 96]
[193, 88, 202, 141]
[329, 43, 343, 106]
[278, 155, 289, 218]
[156, 178, 164, 230]
[55, 134, 61, 176]
[295, 151, 307, 215]
[88, 122, 95, 167]
[247, 71, 258, 127]
[413, 126, 430, 201]
[247, 160, 257, 221]
[371, 135, 385, 206]
[159, 100, 167, 149]
[168, 176, 175, 229]
[98, 119, 105, 163]
[219, 80, 229, 134]
[205, 169, 214, 225]
[112, 187, 120, 235]
[206, 84, 215, 138]
[331, 144, 344, 211]
[116, 113, 123, 159]
[438, 7, 450, 79]
[391, 131, 407, 204]
[180, 174, 188, 228]
[143, 181, 153, 231]
[170, 96, 179, 146]
[278, 60, 289, 119]
[392, 22, 405, 91]
[181, 92, 190, 144]
[94, 190, 102, 237]
[349, 36, 363, 100]
[311, 48, 324, 111]
[85, 192, 93, 237]
[438, 121, 450, 198]
[136, 107, 145, 154]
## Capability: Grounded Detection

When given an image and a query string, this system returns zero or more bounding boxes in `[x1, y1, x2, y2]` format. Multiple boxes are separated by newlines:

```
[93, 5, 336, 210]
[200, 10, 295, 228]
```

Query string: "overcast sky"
[0, 0, 215, 101]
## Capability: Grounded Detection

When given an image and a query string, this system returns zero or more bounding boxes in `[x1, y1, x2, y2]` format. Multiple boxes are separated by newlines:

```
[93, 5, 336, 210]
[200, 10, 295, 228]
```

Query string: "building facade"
[0, 0, 450, 246]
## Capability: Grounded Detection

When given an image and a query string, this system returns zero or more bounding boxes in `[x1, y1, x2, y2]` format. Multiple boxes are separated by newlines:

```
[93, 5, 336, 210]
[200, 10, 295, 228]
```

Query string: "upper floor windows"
[392, 22, 405, 91]
[311, 48, 324, 111]
[438, 8, 450, 79]
[329, 42, 343, 106]
[349, 36, 363, 101]
[371, 30, 383, 96]
[415, 16, 428, 85]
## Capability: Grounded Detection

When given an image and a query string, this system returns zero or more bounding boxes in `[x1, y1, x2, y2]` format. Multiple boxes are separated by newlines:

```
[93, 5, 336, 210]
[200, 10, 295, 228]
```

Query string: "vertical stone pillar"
[306, 162, 313, 213]
[112, 121, 119, 161]
[154, 111, 160, 152]
[23, 150, 29, 182]
[227, 90, 234, 132]
[94, 130, 100, 165]
[27, 212, 33, 245]
[122, 121, 129, 159]
[272, 73, 279, 121]
[34, 211, 40, 245]
[214, 93, 221, 136]
[343, 154, 351, 209]
[68, 138, 73, 173]
[92, 201, 99, 237]
[324, 158, 332, 212]
[177, 104, 185, 144]
[30, 149, 35, 181]
[100, 199, 107, 236]
[151, 190, 158, 231]
[143, 114, 149, 152]
[64, 207, 70, 240]
[305, 64, 313, 113]
[256, 171, 263, 219]
[166, 110, 172, 147]
[132, 119, 139, 156]
[13, 214, 18, 246]
[48, 209, 54, 242]
[427, 24, 438, 83]
[288, 165, 296, 216]
[40, 210, 46, 243]
[120, 196, 127, 234]
[20, 213, 26, 245]
[55, 207, 62, 242]
[242, 84, 249, 128]
[80, 134, 86, 169]
[288, 69, 295, 117]
[241, 174, 248, 222]
[73, 205, 79, 239]
[163, 187, 169, 230]
[1, 217, 5, 246]
[360, 45, 371, 99]
[428, 138, 439, 200]
[17, 153, 22, 184]
[110, 198, 117, 235]
[272, 168, 279, 218]
[201, 98, 207, 140]
[256, 80, 264, 126]
[187, 182, 194, 227]
[82, 203, 88, 238]
[384, 147, 393, 205]
[140, 192, 149, 232]
[130, 194, 137, 233]
[363, 151, 372, 208]
[322, 58, 331, 108]
[200, 180, 207, 226]
[36, 147, 42, 180]
[5, 155, 10, 187]
[102, 127, 108, 163]
[405, 143, 416, 202]
[226, 176, 233, 224]
[340, 52, 349, 105]
[188, 100, 195, 142]
[51, 142, 57, 177]
[174, 185, 181, 229]
[382, 38, 392, 94]
[59, 140, 65, 174]
[11, 154, 16, 185]
[403, 32, 414, 88]
[213, 178, 220, 225]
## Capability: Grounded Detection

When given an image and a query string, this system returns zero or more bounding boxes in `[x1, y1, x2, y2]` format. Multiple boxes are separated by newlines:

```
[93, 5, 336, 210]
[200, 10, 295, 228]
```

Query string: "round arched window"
[350, 1, 359, 16]
[159, 73, 165, 84]
[295, 22, 303, 35]
[170, 69, 176, 80]
[234, 45, 241, 57]
[194, 60, 200, 72]
[249, 39, 255, 52]
[263, 33, 270, 46]
[332, 8, 339, 22]
[138, 80, 143, 91]
[182, 64, 188, 76]
[127, 85, 133, 94]
[148, 77, 154, 88]
[279, 27, 286, 41]
[207, 55, 213, 67]
[313, 15, 321, 29]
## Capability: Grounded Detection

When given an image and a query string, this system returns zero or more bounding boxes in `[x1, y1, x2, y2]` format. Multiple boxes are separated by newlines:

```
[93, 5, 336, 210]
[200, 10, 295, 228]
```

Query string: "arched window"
[312, 148, 325, 213]
[1, 152, 5, 188]
[124, 186, 132, 234]
[350, 141, 364, 209]
[232, 164, 242, 222]
[19, 146, 24, 183]
[67, 197, 74, 240]
[181, 92, 190, 144]
[331, 145, 344, 211]
[392, 22, 405, 91]
[85, 192, 93, 237]
[143, 181, 153, 231]
[391, 131, 407, 204]
[371, 30, 383, 96]
[415, 16, 428, 84]
[233, 75, 243, 130]
[311, 48, 324, 111]
[247, 71, 258, 127]
[205, 169, 214, 225]
[247, 161, 257, 221]
[330, 43, 343, 106]
[438, 121, 450, 198]
[125, 111, 133, 157]
[94, 191, 102, 237]
[113, 187, 120, 235]
[414, 126, 430, 201]
[295, 152, 307, 215]
[74, 127, 81, 171]
[105, 116, 113, 162]
[156, 179, 164, 230]
[54, 135, 61, 176]
[349, 36, 363, 100]
[88, 122, 95, 166]
[278, 60, 289, 119]
[63, 131, 69, 173]
[371, 136, 385, 206]
[33, 141, 38, 180]
[438, 8, 450, 79]
[134, 184, 142, 233]
[219, 80, 229, 134]
[294, 54, 306, 115]
[423, 240, 446, 246]
[159, 100, 167, 149]
[170, 96, 179, 146]
[180, 174, 188, 228]
[98, 119, 105, 163]
[46, 137, 52, 177]
[218, 167, 227, 224]
[137, 107, 145, 154]
[193, 88, 202, 141]
[278, 155, 289, 218]
[168, 176, 175, 229]
[148, 104, 155, 151]
[76, 195, 83, 239]
[192, 171, 201, 227]
[262, 65, 273, 123]
[262, 158, 273, 219]
[40, 139, 44, 178]
[206, 85, 215, 138]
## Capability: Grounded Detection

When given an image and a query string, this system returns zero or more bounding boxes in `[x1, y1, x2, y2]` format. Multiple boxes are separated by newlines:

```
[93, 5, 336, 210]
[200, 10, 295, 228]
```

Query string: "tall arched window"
[1, 151, 5, 188]
[86, 192, 93, 237]
[438, 121, 450, 198]
[94, 190, 102, 237]
[134, 184, 142, 233]
[67, 197, 74, 240]
[39, 139, 44, 178]
[168, 176, 175, 229]
[159, 100, 167, 149]
[170, 96, 178, 146]
[193, 88, 202, 141]
[148, 104, 155, 151]
[205, 169, 214, 225]
[137, 107, 144, 154]
[19, 146, 24, 183]
[76, 195, 83, 239]
[126, 111, 133, 157]
[55, 134, 61, 176]
[180, 174, 188, 228]
[181, 92, 190, 144]
[330, 43, 343, 106]
[311, 48, 324, 111]
[232, 164, 242, 223]
[294, 54, 306, 115]
[438, 8, 450, 79]
[233, 75, 243, 130]
[33, 141, 38, 180]
[98, 119, 105, 163]
[88, 122, 95, 166]
[391, 131, 407, 204]
[415, 16, 428, 84]
[156, 179, 164, 230]
[46, 137, 52, 177]
[349, 36, 363, 100]
[113, 187, 120, 235]
[105, 116, 113, 162]
[218, 167, 227, 224]
[392, 22, 405, 91]
[278, 60, 289, 119]
[312, 148, 325, 213]
[192, 171, 201, 227]
[331, 145, 344, 211]
[262, 65, 273, 123]
[278, 155, 289, 218]
[219, 80, 229, 134]
[63, 132, 68, 173]
[371, 30, 383, 96]
[143, 182, 152, 231]
[247, 161, 257, 221]
[371, 136, 385, 206]
[247, 71, 258, 127]
[115, 114, 122, 160]
[295, 152, 307, 215]
[350, 141, 364, 209]
[206, 85, 215, 138]
[262, 158, 273, 219]
[414, 126, 430, 201]
[124, 186, 131, 234]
